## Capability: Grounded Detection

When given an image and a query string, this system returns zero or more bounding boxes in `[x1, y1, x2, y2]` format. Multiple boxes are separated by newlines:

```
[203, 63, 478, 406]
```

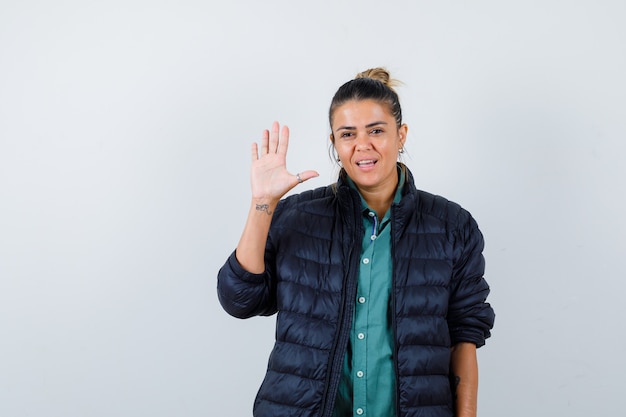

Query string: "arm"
[217, 122, 318, 318]
[448, 214, 494, 346]
[235, 121, 318, 273]
[450, 342, 478, 417]
[447, 213, 495, 415]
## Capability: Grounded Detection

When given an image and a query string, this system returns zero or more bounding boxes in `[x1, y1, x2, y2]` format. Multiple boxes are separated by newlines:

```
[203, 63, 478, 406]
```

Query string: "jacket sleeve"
[217, 250, 278, 319]
[447, 214, 495, 347]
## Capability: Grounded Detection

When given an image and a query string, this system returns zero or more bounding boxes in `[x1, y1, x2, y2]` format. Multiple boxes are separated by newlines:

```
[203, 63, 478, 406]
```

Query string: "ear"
[329, 133, 335, 144]
[398, 124, 408, 148]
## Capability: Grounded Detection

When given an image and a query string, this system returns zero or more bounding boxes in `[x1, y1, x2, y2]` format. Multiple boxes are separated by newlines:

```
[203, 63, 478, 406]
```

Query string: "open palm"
[250, 121, 318, 202]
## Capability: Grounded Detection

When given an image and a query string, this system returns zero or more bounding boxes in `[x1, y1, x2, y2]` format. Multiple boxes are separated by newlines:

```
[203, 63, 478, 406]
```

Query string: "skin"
[235, 121, 318, 273]
[234, 101, 479, 417]
[451, 342, 479, 417]
[331, 99, 407, 219]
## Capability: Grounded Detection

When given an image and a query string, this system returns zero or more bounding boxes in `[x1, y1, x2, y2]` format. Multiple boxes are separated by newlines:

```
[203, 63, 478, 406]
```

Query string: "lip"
[355, 158, 378, 171]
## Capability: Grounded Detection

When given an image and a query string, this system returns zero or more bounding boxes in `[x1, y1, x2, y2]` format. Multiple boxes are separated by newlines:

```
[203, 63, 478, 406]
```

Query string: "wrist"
[250, 199, 279, 216]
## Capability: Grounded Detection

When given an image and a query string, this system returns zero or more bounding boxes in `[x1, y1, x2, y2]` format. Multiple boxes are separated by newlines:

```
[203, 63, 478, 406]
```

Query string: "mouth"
[356, 159, 377, 168]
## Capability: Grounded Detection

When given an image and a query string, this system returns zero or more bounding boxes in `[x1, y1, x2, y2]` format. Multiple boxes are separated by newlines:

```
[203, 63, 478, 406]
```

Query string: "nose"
[355, 132, 371, 150]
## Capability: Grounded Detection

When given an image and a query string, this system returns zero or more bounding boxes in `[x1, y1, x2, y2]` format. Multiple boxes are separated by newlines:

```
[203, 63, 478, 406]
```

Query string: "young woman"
[217, 68, 495, 417]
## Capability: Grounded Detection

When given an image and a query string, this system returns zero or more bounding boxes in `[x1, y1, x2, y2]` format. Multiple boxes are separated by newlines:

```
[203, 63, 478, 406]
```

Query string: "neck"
[341, 165, 403, 220]
[356, 173, 399, 220]
[360, 190, 394, 220]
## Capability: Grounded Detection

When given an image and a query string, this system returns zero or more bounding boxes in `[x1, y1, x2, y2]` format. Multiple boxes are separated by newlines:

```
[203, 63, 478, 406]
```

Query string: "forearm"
[235, 199, 278, 273]
[450, 342, 478, 417]
[236, 121, 318, 274]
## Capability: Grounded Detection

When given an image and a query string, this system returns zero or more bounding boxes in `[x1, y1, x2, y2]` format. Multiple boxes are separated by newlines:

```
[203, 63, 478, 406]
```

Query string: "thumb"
[294, 170, 320, 184]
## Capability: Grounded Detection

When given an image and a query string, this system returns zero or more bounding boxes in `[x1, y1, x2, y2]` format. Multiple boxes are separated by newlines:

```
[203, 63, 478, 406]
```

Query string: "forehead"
[332, 99, 394, 128]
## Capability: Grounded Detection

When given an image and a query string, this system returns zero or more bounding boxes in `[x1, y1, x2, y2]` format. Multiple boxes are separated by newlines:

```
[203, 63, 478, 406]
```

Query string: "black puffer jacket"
[217, 166, 495, 417]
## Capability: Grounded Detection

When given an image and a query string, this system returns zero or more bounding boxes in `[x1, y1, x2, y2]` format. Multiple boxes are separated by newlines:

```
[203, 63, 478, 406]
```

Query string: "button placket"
[352, 206, 384, 416]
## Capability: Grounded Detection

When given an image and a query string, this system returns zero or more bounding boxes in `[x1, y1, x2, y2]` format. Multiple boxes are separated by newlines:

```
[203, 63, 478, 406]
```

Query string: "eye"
[370, 128, 383, 135]
[340, 132, 354, 139]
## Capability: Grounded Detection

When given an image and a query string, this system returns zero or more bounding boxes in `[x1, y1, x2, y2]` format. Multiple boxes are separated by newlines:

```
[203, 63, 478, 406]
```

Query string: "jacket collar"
[336, 162, 417, 200]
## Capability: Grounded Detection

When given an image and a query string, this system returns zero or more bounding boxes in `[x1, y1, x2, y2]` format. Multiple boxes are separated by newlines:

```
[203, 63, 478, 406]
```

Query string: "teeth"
[357, 160, 375, 166]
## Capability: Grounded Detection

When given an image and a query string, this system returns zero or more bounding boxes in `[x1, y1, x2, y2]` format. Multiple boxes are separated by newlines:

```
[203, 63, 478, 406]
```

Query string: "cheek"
[337, 147, 355, 162]
[334, 142, 351, 156]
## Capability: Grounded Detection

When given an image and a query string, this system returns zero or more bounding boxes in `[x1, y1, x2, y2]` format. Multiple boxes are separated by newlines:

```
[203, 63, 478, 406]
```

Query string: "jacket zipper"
[319, 190, 362, 417]
[390, 204, 401, 416]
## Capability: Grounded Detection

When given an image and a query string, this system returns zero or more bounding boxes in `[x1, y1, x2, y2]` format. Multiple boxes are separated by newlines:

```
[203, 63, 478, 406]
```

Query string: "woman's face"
[331, 99, 407, 194]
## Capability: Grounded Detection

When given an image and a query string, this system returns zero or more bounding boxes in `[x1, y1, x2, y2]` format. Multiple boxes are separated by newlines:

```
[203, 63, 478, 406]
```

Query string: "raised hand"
[250, 121, 319, 203]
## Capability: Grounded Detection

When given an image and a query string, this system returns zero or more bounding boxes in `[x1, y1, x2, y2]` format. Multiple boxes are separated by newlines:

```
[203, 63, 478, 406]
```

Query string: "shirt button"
[356, 408, 364, 415]
[368, 212, 375, 217]
[370, 234, 377, 241]
[356, 370, 364, 378]
[358, 296, 366, 304]
[357, 332, 365, 340]
[362, 258, 369, 264]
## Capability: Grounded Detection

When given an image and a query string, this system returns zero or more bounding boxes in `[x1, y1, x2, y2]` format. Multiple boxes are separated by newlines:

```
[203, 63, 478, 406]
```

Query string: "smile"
[356, 159, 377, 167]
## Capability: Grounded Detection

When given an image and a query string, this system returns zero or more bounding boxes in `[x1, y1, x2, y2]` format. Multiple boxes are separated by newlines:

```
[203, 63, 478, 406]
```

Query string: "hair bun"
[355, 67, 399, 92]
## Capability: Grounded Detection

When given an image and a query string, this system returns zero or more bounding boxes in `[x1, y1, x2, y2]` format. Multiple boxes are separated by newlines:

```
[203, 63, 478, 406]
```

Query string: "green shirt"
[333, 168, 405, 417]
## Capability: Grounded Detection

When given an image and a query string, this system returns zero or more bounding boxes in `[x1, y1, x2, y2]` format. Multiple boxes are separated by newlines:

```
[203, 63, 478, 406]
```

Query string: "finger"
[260, 129, 269, 155]
[269, 121, 280, 153]
[298, 170, 320, 182]
[293, 170, 320, 185]
[251, 142, 259, 161]
[277, 124, 289, 155]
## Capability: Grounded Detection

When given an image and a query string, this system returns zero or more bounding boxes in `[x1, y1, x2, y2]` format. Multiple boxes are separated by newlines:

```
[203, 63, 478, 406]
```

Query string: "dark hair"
[329, 67, 403, 134]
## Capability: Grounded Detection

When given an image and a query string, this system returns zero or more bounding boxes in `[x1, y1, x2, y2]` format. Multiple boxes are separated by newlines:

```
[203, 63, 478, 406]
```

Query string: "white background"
[1, 1, 625, 416]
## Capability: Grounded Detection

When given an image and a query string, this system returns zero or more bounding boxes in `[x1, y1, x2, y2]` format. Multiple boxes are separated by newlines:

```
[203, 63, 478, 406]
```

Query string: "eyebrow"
[336, 121, 388, 131]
